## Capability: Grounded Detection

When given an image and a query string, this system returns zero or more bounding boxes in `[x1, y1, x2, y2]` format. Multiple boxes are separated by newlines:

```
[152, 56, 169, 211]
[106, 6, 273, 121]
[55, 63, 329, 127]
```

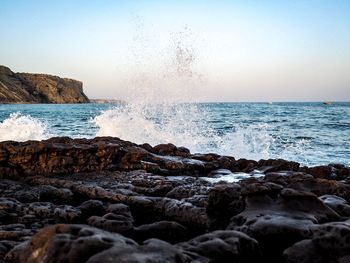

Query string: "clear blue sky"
[1, 0, 349, 101]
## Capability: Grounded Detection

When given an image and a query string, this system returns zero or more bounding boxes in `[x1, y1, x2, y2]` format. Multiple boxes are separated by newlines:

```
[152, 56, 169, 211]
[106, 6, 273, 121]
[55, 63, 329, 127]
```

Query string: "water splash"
[215, 124, 274, 159]
[92, 26, 286, 159]
[0, 112, 48, 141]
[93, 26, 209, 149]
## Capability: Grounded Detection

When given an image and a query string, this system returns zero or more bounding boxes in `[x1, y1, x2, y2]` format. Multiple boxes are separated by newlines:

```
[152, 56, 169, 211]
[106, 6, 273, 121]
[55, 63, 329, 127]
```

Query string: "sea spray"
[92, 26, 281, 158]
[0, 112, 48, 141]
[215, 124, 274, 160]
[93, 26, 213, 150]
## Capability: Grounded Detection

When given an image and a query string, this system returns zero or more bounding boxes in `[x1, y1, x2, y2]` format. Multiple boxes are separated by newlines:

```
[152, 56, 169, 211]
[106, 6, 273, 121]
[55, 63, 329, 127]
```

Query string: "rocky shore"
[0, 137, 349, 262]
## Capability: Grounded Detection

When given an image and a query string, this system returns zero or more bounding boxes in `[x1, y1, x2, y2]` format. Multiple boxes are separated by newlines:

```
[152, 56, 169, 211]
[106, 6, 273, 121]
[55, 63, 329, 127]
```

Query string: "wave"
[0, 112, 48, 141]
[92, 104, 278, 160]
[92, 103, 213, 153]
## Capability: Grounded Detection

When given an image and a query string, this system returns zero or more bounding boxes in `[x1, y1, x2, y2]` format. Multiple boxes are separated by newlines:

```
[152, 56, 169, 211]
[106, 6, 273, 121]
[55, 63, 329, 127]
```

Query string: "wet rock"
[88, 204, 134, 234]
[22, 202, 81, 223]
[0, 137, 349, 262]
[17, 224, 137, 263]
[162, 199, 208, 230]
[284, 220, 350, 262]
[319, 195, 350, 217]
[133, 221, 189, 243]
[312, 220, 350, 258]
[87, 239, 191, 263]
[206, 183, 243, 230]
[3, 241, 27, 263]
[227, 188, 339, 262]
[0, 240, 18, 259]
[88, 213, 134, 234]
[166, 185, 201, 199]
[286, 176, 350, 202]
[35, 185, 74, 204]
[154, 143, 178, 156]
[153, 143, 190, 157]
[283, 239, 327, 263]
[78, 200, 106, 221]
[257, 159, 300, 173]
[178, 230, 261, 262]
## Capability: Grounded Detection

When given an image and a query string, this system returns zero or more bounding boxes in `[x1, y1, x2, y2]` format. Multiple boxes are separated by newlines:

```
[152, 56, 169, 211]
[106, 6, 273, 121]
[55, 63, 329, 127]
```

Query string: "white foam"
[92, 102, 280, 161]
[215, 124, 274, 160]
[0, 112, 48, 141]
[92, 103, 212, 152]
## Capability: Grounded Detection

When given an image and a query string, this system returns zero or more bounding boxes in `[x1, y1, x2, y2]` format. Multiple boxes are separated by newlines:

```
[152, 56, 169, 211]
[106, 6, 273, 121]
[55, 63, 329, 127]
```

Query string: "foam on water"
[0, 112, 48, 141]
[93, 108, 289, 160]
[215, 124, 274, 160]
[93, 103, 212, 152]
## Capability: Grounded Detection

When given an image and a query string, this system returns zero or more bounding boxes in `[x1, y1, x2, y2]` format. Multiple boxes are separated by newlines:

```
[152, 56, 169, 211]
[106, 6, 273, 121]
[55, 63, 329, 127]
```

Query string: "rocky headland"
[0, 65, 89, 104]
[0, 137, 350, 262]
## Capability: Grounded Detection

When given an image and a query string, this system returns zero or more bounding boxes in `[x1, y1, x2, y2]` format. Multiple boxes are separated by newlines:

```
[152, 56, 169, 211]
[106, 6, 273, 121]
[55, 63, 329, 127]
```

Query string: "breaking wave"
[0, 112, 48, 141]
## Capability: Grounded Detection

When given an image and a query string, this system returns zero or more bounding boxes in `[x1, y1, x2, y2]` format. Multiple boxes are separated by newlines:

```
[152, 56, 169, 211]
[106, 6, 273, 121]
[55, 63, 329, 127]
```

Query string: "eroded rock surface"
[0, 137, 349, 262]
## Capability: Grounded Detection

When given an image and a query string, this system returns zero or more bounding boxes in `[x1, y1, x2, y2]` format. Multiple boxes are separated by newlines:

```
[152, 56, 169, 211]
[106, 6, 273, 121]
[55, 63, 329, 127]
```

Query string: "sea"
[0, 102, 349, 167]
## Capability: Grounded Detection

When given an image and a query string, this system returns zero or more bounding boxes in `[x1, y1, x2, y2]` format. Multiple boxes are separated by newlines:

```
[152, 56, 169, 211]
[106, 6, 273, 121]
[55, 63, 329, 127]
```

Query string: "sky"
[0, 0, 349, 102]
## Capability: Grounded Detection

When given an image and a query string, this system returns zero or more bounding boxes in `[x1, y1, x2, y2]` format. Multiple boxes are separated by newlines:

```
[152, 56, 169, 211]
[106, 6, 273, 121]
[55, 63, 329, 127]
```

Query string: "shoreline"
[1, 137, 350, 262]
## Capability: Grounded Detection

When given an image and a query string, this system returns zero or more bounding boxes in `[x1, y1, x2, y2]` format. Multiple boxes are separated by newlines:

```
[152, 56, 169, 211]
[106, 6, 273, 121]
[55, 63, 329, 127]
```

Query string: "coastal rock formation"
[0, 65, 89, 104]
[0, 137, 349, 262]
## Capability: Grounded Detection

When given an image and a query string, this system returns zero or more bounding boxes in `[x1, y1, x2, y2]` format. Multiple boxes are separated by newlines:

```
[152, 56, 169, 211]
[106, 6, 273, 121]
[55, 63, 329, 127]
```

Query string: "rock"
[0, 240, 18, 258]
[36, 185, 73, 204]
[86, 238, 191, 263]
[312, 220, 350, 258]
[178, 230, 261, 262]
[162, 199, 209, 230]
[0, 65, 89, 104]
[133, 221, 189, 243]
[286, 176, 350, 202]
[206, 183, 243, 230]
[319, 195, 350, 217]
[88, 204, 134, 234]
[22, 202, 81, 223]
[0, 137, 349, 262]
[283, 220, 350, 262]
[283, 239, 327, 263]
[17, 224, 137, 263]
[78, 200, 106, 221]
[166, 185, 200, 199]
[153, 143, 190, 157]
[227, 188, 339, 262]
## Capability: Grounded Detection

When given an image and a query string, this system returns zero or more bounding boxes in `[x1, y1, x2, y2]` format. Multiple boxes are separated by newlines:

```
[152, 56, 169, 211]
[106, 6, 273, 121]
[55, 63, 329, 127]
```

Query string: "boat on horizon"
[323, 101, 332, 105]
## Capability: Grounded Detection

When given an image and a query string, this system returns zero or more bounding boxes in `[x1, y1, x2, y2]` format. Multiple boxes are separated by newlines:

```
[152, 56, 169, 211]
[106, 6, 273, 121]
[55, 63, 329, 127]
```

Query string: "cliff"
[0, 65, 90, 103]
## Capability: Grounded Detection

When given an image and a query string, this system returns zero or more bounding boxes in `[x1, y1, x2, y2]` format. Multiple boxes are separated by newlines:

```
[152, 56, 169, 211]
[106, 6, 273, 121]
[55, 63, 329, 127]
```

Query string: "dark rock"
[178, 230, 261, 262]
[227, 188, 339, 262]
[87, 238, 191, 263]
[0, 137, 349, 262]
[87, 204, 134, 234]
[133, 221, 189, 243]
[17, 224, 137, 263]
[36, 185, 73, 204]
[78, 200, 106, 220]
[206, 183, 243, 230]
[284, 220, 350, 262]
[283, 239, 327, 263]
[319, 195, 350, 217]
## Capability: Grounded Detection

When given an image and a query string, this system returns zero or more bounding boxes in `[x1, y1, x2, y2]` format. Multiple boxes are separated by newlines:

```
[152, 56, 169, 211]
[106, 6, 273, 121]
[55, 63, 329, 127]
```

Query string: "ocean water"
[0, 102, 349, 167]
